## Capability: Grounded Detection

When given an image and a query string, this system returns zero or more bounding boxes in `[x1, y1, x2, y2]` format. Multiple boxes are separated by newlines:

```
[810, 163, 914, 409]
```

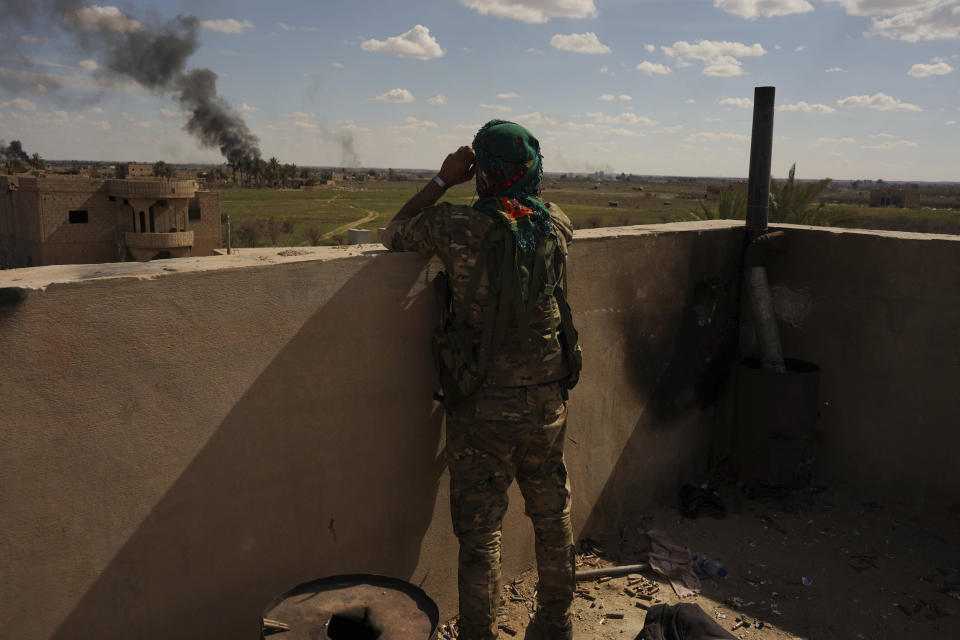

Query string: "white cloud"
[870, 133, 897, 138]
[514, 112, 559, 127]
[65, 6, 144, 33]
[823, 1, 960, 42]
[480, 104, 513, 112]
[635, 61, 672, 75]
[818, 137, 856, 143]
[720, 97, 753, 108]
[946, 120, 957, 125]
[77, 59, 101, 72]
[657, 125, 685, 134]
[200, 19, 254, 34]
[496, 92, 521, 99]
[598, 94, 615, 101]
[156, 108, 179, 117]
[685, 99, 697, 104]
[361, 25, 445, 60]
[663, 40, 766, 76]
[98, 120, 111, 131]
[241, 102, 259, 112]
[871, 1, 960, 42]
[619, 94, 632, 101]
[586, 111, 657, 126]
[427, 94, 447, 105]
[705, 117, 723, 123]
[566, 122, 644, 137]
[375, 88, 415, 103]
[703, 55, 747, 77]
[0, 98, 37, 111]
[91, 106, 104, 114]
[795, 45, 807, 52]
[278, 22, 319, 32]
[686, 131, 751, 142]
[459, 0, 598, 24]
[837, 92, 922, 111]
[599, 65, 610, 74]
[714, 0, 814, 19]
[21, 35, 40, 43]
[330, 62, 344, 69]
[863, 139, 919, 150]
[390, 116, 439, 133]
[779, 101, 836, 113]
[526, 48, 544, 55]
[120, 111, 137, 122]
[908, 61, 953, 77]
[645, 44, 656, 53]
[550, 32, 611, 54]
[663, 40, 766, 61]
[32, 84, 48, 94]
[825, 67, 847, 72]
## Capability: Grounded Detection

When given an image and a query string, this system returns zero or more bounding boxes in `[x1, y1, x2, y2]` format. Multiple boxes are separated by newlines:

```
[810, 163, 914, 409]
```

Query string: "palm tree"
[768, 163, 833, 224]
[29, 152, 45, 170]
[691, 186, 747, 220]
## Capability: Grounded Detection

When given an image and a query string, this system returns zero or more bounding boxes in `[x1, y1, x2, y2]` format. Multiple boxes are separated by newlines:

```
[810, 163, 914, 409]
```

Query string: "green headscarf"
[472, 120, 553, 253]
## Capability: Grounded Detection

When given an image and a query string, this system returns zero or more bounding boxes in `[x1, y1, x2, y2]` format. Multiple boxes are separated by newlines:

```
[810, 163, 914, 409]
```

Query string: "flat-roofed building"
[0, 176, 220, 268]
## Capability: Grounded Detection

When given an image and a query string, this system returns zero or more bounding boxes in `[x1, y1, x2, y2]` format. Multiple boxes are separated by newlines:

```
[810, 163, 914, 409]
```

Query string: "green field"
[217, 179, 960, 247]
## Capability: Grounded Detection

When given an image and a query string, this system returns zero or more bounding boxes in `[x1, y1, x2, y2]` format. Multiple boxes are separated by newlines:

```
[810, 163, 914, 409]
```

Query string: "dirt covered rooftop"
[437, 483, 960, 640]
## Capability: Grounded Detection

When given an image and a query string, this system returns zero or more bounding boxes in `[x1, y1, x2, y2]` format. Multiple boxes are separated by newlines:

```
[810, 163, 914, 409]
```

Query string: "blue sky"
[1, 1, 958, 180]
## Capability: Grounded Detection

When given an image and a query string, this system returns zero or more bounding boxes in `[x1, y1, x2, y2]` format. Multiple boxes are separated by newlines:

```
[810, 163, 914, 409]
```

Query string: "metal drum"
[260, 574, 439, 640]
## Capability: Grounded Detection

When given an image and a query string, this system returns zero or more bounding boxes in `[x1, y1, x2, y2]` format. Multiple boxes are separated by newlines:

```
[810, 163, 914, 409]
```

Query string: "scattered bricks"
[597, 576, 612, 584]
[732, 620, 749, 631]
[637, 593, 654, 601]
[635, 601, 650, 610]
[624, 587, 637, 597]
[576, 591, 596, 601]
[498, 624, 517, 636]
[604, 613, 625, 620]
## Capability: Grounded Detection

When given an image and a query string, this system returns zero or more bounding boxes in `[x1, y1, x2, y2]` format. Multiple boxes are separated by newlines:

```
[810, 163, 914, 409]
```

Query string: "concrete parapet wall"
[760, 224, 960, 502]
[0, 221, 957, 639]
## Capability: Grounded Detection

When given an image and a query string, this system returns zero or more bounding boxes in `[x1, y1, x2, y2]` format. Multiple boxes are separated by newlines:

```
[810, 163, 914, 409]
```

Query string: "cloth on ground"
[635, 603, 736, 640]
[647, 529, 701, 598]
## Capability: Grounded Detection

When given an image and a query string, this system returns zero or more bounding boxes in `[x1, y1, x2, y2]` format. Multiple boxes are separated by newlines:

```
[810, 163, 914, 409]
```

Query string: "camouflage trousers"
[446, 381, 575, 640]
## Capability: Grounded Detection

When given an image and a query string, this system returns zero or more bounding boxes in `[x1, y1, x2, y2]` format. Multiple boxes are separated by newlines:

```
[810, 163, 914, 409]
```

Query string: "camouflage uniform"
[383, 202, 575, 640]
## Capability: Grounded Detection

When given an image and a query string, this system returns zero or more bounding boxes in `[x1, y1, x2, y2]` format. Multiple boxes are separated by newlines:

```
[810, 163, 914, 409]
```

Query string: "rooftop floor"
[475, 484, 960, 640]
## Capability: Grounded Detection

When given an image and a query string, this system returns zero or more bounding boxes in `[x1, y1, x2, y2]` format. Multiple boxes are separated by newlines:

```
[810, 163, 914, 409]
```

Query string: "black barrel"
[732, 358, 820, 487]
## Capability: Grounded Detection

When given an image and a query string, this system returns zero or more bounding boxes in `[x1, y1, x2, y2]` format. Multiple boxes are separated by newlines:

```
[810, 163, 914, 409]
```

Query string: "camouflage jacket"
[382, 201, 574, 388]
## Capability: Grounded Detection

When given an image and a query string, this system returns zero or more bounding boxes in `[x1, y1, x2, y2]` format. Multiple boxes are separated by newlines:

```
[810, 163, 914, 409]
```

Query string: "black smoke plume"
[2, 2, 260, 160]
[0, 141, 31, 163]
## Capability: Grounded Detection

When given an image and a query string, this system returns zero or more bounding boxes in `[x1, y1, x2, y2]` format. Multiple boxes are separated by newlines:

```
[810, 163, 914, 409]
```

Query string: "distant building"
[116, 162, 155, 178]
[0, 176, 220, 268]
[869, 187, 916, 208]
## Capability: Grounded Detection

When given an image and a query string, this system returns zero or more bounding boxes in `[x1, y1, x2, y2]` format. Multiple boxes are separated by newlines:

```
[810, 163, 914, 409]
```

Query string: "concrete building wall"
[1, 221, 958, 639]
[188, 191, 221, 255]
[0, 222, 743, 640]
[38, 186, 119, 265]
[760, 225, 960, 503]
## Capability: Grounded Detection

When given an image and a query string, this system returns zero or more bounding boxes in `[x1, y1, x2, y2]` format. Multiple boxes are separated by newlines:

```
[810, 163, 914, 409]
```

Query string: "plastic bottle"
[694, 552, 728, 578]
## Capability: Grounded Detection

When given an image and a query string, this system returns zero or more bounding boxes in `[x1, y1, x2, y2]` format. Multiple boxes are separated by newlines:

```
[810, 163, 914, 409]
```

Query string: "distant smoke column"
[2, 3, 262, 160]
[0, 140, 31, 162]
[340, 132, 360, 167]
[179, 69, 260, 159]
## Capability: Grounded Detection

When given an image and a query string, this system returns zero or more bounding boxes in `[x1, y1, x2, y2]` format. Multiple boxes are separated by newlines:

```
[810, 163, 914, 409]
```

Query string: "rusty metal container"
[260, 574, 439, 640]
[732, 358, 820, 487]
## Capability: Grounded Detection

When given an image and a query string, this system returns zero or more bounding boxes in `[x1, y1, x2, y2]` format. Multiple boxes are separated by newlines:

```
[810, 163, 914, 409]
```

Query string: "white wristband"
[432, 174, 447, 189]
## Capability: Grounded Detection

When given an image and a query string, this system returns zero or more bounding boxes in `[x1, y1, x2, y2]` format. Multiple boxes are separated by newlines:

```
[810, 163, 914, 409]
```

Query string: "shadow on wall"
[48, 258, 446, 640]
[579, 230, 743, 538]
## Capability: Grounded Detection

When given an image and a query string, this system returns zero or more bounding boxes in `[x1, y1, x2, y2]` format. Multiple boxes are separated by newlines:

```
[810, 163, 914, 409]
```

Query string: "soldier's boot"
[528, 617, 574, 640]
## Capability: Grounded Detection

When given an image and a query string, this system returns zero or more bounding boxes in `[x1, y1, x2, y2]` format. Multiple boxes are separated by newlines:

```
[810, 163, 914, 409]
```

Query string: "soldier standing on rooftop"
[382, 120, 582, 640]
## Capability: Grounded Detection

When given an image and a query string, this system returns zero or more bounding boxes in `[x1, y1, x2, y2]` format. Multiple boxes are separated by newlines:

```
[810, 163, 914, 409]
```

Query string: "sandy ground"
[436, 484, 960, 640]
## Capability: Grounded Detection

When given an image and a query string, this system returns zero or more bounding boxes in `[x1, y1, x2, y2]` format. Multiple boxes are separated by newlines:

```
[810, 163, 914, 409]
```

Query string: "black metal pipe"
[746, 87, 775, 241]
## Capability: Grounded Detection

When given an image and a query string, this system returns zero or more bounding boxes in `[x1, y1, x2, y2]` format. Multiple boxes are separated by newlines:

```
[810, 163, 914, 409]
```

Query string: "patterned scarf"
[472, 120, 553, 253]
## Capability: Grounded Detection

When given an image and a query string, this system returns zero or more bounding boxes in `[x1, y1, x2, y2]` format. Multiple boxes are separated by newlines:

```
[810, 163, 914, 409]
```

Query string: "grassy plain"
[216, 179, 960, 247]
